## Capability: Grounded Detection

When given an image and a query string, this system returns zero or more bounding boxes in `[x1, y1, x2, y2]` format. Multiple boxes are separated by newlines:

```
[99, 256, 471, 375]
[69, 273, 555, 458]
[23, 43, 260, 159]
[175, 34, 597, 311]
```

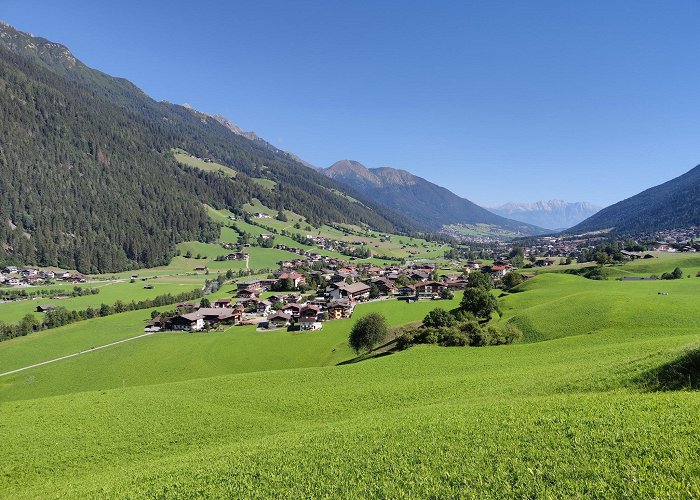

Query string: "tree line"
[0, 287, 204, 342]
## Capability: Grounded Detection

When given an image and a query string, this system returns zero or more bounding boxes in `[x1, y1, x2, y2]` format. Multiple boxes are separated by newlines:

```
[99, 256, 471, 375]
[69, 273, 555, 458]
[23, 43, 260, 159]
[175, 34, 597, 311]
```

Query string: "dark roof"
[342, 282, 370, 293]
[415, 281, 445, 288]
[268, 311, 291, 321]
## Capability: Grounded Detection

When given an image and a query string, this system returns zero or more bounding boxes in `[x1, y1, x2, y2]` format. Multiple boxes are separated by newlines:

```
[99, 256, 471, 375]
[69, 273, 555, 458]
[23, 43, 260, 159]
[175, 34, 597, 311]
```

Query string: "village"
[0, 266, 86, 287]
[491, 227, 700, 263]
[147, 254, 522, 333]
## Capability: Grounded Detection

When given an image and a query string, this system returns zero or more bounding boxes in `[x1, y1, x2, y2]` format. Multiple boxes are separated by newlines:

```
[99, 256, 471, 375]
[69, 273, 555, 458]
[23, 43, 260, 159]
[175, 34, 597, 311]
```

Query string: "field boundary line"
[0, 331, 157, 377]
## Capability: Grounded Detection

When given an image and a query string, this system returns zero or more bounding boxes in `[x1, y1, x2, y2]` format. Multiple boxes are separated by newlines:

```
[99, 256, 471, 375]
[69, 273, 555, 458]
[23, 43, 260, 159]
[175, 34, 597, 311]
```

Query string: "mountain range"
[0, 19, 698, 273]
[489, 200, 601, 230]
[0, 21, 416, 272]
[323, 160, 547, 236]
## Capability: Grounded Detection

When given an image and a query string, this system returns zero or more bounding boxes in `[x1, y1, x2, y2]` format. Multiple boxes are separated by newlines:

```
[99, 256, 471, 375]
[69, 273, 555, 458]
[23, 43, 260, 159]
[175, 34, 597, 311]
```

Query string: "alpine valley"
[1, 15, 700, 500]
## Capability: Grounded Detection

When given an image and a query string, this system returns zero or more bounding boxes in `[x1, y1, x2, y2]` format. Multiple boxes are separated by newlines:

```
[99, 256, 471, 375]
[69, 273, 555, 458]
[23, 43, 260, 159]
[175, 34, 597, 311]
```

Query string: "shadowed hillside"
[324, 160, 547, 236]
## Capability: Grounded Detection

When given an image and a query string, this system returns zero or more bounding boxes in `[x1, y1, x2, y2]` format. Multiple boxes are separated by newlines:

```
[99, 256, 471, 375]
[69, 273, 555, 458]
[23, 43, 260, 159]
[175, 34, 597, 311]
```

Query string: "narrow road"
[0, 331, 158, 378]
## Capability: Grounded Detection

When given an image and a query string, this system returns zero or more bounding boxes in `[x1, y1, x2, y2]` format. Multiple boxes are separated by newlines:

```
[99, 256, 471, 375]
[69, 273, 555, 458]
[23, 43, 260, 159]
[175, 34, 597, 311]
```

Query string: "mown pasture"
[0, 294, 461, 400]
[2, 254, 699, 497]
[0, 280, 199, 324]
[1, 284, 699, 497]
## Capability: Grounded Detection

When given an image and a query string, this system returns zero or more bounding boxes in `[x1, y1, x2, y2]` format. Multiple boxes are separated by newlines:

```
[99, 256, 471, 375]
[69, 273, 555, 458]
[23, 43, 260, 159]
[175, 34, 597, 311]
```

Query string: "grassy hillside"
[0, 295, 461, 400]
[532, 252, 700, 279]
[173, 148, 237, 177]
[498, 272, 700, 342]
[2, 259, 699, 497]
[221, 201, 448, 263]
[0, 309, 156, 373]
[2, 315, 699, 497]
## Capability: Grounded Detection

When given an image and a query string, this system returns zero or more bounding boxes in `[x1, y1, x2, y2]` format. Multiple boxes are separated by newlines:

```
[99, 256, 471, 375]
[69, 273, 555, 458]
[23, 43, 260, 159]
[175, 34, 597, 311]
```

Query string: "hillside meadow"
[1, 307, 699, 497]
[1, 262, 699, 497]
[498, 272, 700, 342]
[0, 294, 461, 400]
[532, 251, 700, 279]
[0, 280, 201, 324]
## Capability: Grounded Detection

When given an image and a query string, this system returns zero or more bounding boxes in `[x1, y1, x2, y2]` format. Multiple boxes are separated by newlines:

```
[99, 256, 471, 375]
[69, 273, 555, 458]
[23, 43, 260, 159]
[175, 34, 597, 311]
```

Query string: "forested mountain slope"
[324, 160, 546, 235]
[569, 165, 700, 233]
[0, 22, 417, 272]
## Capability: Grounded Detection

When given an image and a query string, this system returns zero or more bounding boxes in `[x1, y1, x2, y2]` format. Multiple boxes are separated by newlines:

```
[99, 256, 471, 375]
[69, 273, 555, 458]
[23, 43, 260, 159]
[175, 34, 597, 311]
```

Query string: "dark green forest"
[0, 23, 418, 273]
[568, 164, 700, 234]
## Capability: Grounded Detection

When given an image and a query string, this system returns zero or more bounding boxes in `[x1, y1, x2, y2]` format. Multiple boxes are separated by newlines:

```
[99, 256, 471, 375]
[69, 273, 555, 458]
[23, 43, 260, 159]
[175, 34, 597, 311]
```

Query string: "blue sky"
[3, 0, 700, 207]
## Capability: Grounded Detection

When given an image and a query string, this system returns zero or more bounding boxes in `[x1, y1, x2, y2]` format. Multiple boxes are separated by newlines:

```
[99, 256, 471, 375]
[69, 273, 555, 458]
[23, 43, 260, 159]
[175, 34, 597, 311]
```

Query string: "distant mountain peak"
[326, 160, 382, 186]
[489, 200, 602, 230]
[0, 21, 77, 67]
[326, 161, 419, 188]
[211, 113, 261, 142]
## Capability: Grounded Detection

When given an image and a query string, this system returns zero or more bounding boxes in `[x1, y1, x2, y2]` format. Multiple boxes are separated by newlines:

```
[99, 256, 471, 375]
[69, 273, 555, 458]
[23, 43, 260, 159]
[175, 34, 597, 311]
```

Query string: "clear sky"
[3, 0, 700, 207]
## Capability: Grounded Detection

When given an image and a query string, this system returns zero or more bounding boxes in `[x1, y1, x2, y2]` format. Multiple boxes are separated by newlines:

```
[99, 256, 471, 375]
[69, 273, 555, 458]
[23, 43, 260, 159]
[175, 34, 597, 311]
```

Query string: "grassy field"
[0, 280, 200, 324]
[1, 267, 699, 496]
[0, 309, 156, 373]
[252, 177, 276, 190]
[173, 148, 237, 177]
[0, 295, 462, 401]
[3, 225, 700, 496]
[531, 251, 700, 279]
[498, 272, 700, 342]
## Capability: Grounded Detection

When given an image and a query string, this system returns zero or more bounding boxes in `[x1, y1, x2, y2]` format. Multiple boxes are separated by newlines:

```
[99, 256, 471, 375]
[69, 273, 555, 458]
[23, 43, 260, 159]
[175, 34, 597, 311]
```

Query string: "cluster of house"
[461, 260, 530, 282]
[510, 228, 700, 262]
[149, 259, 493, 333]
[149, 304, 244, 332]
[221, 251, 249, 261]
[0, 267, 85, 287]
[518, 237, 590, 261]
[309, 235, 366, 254]
[641, 227, 699, 252]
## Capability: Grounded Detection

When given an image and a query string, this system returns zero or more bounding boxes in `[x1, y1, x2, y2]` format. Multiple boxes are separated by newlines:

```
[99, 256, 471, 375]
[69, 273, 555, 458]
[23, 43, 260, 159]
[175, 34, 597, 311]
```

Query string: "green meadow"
[0, 309, 153, 373]
[498, 272, 700, 342]
[173, 148, 237, 177]
[0, 280, 200, 324]
[209, 204, 422, 265]
[1, 260, 700, 497]
[532, 251, 700, 278]
[0, 294, 461, 400]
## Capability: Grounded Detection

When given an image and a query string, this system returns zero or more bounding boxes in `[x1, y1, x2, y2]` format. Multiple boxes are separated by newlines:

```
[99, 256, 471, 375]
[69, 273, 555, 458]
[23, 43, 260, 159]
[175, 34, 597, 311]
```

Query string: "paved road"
[0, 331, 158, 378]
